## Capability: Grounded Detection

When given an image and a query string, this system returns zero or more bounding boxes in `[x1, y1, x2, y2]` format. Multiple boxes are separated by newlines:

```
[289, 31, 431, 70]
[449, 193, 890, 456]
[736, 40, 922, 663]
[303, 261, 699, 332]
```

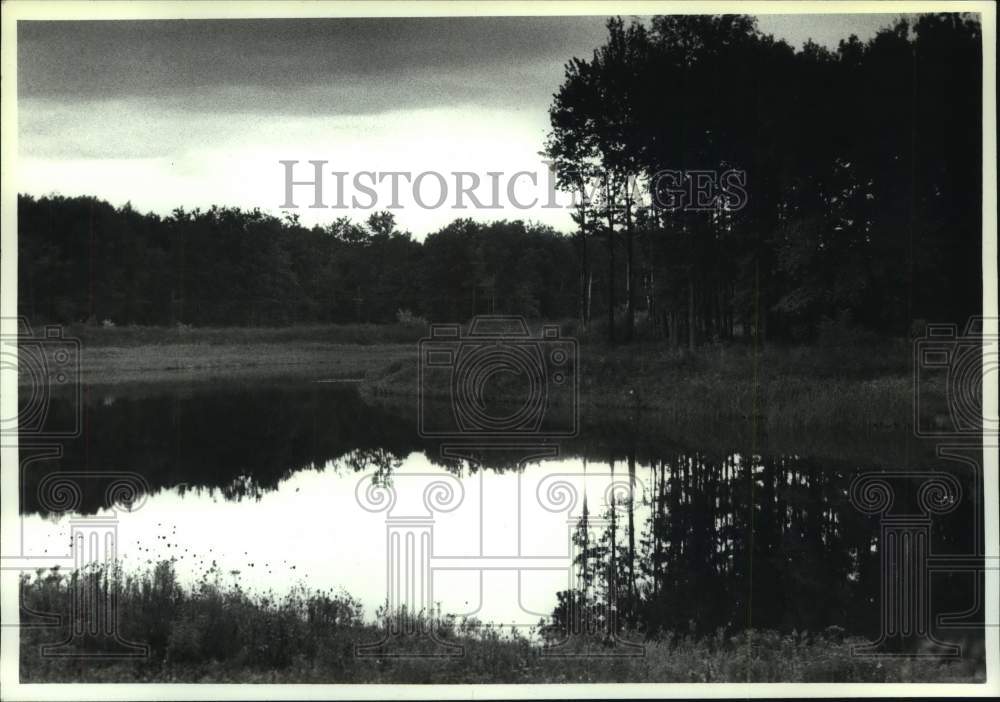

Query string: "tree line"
[18, 196, 577, 328]
[18, 13, 981, 343]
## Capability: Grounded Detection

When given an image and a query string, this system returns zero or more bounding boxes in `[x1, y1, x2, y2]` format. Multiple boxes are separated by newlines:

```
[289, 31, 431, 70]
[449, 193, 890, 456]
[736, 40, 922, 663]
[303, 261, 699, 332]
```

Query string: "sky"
[18, 14, 901, 238]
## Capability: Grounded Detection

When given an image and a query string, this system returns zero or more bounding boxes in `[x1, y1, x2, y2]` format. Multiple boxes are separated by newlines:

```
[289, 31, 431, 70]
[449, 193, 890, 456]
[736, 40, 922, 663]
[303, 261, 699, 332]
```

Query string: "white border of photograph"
[1, 1, 996, 699]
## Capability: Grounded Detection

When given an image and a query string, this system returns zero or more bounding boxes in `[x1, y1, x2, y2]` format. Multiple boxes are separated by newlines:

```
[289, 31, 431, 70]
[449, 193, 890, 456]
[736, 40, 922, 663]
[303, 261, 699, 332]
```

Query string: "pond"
[17, 379, 983, 644]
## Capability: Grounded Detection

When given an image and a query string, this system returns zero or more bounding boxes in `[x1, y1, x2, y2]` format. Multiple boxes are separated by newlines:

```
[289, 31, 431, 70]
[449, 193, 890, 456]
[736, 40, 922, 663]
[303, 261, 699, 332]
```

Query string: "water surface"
[18, 380, 982, 640]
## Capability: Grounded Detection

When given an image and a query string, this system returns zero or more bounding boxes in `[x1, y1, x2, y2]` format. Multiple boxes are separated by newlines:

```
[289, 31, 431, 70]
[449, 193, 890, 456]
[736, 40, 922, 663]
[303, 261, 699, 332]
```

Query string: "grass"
[18, 321, 935, 429]
[70, 340, 414, 385]
[366, 333, 924, 431]
[19, 561, 982, 683]
[28, 322, 424, 385]
[62, 322, 429, 347]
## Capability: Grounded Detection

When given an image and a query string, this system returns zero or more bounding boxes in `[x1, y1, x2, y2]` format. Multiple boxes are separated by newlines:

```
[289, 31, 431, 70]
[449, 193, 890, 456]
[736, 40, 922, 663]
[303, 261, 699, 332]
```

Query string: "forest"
[17, 13, 983, 344]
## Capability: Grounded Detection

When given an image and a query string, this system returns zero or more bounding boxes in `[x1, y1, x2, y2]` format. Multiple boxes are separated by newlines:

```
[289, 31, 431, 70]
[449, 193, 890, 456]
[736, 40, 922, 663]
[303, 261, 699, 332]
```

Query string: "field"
[22, 322, 928, 431]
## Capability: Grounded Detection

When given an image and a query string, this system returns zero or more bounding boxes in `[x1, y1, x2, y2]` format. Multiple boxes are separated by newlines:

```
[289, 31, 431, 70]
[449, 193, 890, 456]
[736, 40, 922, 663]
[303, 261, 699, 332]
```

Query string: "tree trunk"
[653, 459, 663, 597]
[580, 457, 591, 594]
[578, 188, 589, 331]
[585, 272, 593, 326]
[646, 269, 656, 338]
[606, 175, 616, 344]
[755, 258, 766, 344]
[624, 176, 635, 343]
[608, 459, 618, 634]
[687, 273, 696, 351]
[627, 451, 637, 626]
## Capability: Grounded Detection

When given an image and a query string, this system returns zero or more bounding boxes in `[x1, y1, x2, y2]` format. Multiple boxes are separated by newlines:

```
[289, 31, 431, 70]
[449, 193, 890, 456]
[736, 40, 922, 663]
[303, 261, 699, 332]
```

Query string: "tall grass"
[366, 333, 918, 430]
[19, 562, 980, 683]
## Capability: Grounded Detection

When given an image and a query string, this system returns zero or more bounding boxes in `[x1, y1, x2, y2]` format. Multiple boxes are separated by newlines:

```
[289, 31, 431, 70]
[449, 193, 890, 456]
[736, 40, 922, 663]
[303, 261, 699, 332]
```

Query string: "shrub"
[395, 309, 428, 328]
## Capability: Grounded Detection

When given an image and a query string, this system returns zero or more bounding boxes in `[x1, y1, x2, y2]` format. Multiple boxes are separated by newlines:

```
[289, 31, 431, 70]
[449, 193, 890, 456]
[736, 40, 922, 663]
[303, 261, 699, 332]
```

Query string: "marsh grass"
[367, 334, 924, 430]
[19, 562, 979, 683]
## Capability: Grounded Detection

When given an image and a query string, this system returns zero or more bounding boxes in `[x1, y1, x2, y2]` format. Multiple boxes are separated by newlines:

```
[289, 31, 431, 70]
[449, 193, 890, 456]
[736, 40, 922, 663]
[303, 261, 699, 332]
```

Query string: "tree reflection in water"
[20, 380, 982, 647]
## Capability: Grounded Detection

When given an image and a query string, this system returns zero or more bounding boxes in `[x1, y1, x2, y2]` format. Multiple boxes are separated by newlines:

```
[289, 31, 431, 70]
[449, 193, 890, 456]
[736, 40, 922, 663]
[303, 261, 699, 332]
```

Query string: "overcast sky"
[18, 14, 900, 236]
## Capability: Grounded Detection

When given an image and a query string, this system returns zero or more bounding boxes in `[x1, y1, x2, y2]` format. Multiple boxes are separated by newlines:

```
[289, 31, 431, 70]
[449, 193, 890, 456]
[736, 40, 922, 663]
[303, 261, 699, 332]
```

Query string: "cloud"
[16, 13, 905, 236]
[18, 17, 610, 111]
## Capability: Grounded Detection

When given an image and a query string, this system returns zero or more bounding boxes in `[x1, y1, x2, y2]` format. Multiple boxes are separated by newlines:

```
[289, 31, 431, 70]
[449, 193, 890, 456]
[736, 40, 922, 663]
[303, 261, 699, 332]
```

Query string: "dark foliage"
[545, 13, 982, 343]
[18, 200, 576, 327]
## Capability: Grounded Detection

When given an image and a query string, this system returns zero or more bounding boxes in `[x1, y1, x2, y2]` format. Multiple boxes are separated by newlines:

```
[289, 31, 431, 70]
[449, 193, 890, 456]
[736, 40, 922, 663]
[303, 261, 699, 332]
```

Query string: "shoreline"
[17, 325, 927, 431]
